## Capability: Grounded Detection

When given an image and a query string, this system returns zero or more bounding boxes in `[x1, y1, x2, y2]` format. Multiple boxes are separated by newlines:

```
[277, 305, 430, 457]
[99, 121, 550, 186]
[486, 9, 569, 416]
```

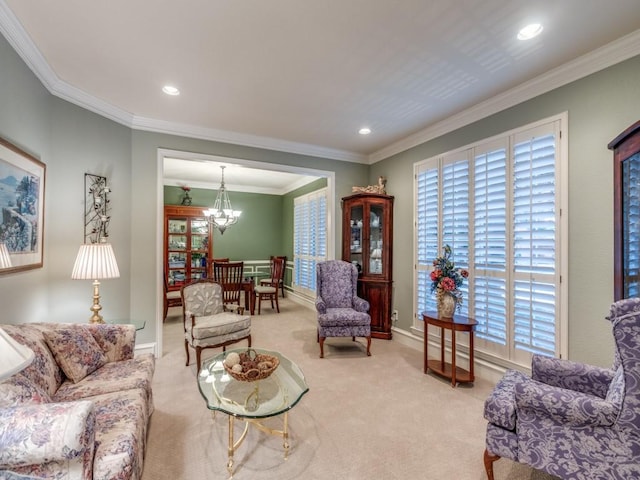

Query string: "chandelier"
[203, 165, 242, 234]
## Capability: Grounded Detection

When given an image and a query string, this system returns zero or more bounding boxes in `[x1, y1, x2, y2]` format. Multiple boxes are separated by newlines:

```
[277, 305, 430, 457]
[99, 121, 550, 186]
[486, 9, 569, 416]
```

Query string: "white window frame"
[413, 113, 568, 370]
[293, 187, 328, 298]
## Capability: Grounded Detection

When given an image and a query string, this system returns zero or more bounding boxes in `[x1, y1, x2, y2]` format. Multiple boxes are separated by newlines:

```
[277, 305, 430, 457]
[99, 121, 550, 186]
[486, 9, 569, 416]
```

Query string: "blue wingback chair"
[315, 260, 371, 358]
[483, 298, 640, 480]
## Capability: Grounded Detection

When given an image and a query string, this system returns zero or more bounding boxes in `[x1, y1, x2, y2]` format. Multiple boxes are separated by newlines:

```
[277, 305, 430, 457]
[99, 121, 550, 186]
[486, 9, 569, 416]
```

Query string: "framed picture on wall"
[0, 137, 46, 274]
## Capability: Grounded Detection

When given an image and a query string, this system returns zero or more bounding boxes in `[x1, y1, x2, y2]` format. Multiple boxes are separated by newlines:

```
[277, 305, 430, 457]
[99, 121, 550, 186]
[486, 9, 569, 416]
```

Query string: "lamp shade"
[0, 328, 34, 381]
[71, 243, 120, 280]
[0, 243, 12, 269]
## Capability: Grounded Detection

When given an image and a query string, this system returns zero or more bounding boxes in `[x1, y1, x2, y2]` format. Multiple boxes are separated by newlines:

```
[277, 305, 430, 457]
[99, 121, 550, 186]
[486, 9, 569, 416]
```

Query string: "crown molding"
[369, 29, 640, 163]
[131, 116, 367, 164]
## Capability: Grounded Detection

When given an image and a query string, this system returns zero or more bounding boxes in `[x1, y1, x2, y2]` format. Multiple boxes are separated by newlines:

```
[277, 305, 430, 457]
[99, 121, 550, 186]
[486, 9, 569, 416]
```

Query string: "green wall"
[163, 186, 284, 261]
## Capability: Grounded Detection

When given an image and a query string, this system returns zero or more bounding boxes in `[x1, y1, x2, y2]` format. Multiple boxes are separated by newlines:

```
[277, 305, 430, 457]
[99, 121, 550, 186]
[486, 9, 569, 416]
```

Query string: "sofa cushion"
[1, 325, 64, 398]
[90, 388, 149, 480]
[0, 373, 51, 408]
[54, 354, 155, 418]
[87, 324, 136, 362]
[44, 327, 108, 383]
[0, 400, 96, 478]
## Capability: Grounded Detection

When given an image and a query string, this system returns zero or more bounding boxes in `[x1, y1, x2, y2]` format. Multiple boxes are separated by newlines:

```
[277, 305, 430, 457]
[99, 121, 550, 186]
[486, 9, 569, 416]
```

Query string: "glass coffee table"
[197, 348, 309, 477]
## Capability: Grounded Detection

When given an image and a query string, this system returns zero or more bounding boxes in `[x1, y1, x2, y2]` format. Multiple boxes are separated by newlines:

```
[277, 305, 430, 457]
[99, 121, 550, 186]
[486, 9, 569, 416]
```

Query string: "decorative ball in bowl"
[223, 349, 279, 382]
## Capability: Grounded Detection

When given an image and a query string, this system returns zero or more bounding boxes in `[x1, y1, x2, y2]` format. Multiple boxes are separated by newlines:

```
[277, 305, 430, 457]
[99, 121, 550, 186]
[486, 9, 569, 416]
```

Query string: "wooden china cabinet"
[609, 120, 640, 300]
[341, 193, 394, 339]
[164, 205, 213, 293]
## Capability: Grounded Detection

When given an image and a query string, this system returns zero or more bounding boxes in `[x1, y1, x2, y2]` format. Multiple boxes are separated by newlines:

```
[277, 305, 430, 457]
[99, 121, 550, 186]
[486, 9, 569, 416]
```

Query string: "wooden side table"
[422, 310, 478, 387]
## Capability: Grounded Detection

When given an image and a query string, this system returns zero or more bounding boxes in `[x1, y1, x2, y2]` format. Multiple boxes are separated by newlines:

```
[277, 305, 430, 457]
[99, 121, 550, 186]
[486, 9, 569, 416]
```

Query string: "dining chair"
[181, 279, 251, 371]
[213, 261, 245, 313]
[259, 255, 287, 298]
[254, 257, 285, 314]
[163, 271, 182, 321]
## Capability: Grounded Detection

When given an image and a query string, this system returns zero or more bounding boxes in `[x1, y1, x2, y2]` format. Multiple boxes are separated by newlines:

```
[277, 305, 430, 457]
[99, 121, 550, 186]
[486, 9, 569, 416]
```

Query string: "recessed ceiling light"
[162, 85, 180, 96]
[517, 23, 543, 40]
[359, 127, 371, 135]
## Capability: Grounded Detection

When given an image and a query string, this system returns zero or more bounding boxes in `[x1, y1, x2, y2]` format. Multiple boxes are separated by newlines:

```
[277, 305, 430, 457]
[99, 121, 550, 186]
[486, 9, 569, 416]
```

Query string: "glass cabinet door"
[348, 205, 364, 273]
[368, 203, 384, 275]
[609, 121, 640, 300]
[621, 153, 640, 298]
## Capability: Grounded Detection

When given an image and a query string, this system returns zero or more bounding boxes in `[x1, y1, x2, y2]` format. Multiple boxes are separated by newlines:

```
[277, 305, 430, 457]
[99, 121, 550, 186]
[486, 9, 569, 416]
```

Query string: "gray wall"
[2, 25, 640, 367]
[371, 54, 640, 367]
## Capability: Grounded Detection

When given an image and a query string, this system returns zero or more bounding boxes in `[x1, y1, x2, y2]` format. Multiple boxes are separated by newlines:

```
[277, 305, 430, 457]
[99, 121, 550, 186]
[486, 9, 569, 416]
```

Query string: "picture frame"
[0, 137, 46, 274]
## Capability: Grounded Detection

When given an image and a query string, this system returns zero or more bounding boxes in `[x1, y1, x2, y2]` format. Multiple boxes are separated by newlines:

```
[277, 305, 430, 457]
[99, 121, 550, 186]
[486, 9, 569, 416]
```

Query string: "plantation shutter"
[414, 115, 564, 368]
[511, 125, 558, 361]
[441, 154, 470, 315]
[416, 160, 439, 314]
[473, 140, 508, 353]
[293, 188, 327, 296]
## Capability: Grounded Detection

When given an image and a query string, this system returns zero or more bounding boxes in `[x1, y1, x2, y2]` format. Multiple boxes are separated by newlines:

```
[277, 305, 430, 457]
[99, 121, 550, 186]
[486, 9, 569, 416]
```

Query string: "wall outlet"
[392, 309, 398, 323]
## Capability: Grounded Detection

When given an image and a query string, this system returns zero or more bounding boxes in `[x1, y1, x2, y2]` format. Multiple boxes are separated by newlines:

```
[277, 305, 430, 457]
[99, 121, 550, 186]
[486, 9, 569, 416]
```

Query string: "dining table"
[241, 270, 270, 315]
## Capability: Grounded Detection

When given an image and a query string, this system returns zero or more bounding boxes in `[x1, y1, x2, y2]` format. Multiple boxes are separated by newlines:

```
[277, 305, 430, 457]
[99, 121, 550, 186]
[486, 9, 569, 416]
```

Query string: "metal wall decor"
[84, 173, 111, 244]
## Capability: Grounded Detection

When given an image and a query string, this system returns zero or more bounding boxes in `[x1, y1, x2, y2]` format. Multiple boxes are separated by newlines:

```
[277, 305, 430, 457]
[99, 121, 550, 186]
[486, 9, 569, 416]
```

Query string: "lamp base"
[89, 279, 105, 324]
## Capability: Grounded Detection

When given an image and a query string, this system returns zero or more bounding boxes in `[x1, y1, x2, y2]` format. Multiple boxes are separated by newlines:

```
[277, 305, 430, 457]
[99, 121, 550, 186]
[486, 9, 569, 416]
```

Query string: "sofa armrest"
[353, 296, 370, 313]
[0, 401, 96, 469]
[531, 354, 614, 398]
[87, 324, 136, 362]
[315, 296, 327, 314]
[515, 379, 618, 427]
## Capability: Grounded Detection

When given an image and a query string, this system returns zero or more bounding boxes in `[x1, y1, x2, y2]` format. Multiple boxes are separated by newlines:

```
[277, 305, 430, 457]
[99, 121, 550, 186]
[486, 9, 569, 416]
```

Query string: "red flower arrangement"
[430, 245, 469, 306]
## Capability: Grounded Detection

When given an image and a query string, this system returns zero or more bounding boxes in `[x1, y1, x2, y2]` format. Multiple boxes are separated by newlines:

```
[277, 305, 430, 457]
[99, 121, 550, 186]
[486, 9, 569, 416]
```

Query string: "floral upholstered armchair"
[483, 298, 640, 480]
[315, 260, 371, 358]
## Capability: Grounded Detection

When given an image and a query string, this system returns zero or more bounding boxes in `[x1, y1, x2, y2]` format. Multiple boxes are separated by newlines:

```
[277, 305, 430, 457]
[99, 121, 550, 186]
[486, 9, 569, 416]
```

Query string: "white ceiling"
[2, 0, 640, 190]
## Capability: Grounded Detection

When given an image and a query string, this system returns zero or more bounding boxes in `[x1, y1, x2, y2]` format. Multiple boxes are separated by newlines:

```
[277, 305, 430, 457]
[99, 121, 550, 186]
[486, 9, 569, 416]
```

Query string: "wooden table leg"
[469, 329, 475, 382]
[451, 329, 457, 387]
[423, 323, 428, 373]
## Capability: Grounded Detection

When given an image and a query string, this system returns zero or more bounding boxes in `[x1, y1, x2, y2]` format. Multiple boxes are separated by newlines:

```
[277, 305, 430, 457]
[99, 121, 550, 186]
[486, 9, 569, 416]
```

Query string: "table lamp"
[0, 327, 34, 381]
[71, 243, 120, 324]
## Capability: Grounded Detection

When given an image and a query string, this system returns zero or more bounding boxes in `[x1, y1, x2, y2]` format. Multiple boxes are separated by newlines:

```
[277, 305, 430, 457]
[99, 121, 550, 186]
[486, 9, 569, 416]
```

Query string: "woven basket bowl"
[223, 349, 280, 382]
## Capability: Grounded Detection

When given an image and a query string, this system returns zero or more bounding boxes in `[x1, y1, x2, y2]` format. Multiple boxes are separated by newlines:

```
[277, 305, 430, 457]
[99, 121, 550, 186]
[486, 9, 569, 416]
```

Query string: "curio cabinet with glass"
[341, 193, 394, 339]
[609, 121, 640, 300]
[164, 205, 213, 292]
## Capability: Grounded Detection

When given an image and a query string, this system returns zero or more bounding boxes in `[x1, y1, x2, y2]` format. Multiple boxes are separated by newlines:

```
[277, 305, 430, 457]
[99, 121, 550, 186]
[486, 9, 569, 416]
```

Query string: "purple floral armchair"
[315, 260, 371, 358]
[483, 298, 640, 480]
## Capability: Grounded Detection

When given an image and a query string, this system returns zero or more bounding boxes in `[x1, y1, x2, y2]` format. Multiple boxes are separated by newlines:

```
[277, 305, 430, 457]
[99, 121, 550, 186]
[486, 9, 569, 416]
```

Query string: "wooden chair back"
[213, 261, 245, 308]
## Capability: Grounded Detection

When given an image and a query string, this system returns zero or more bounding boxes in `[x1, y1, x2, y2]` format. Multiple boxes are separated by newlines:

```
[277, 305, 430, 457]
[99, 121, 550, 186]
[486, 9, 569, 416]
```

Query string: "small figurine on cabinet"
[352, 176, 387, 195]
[181, 185, 192, 206]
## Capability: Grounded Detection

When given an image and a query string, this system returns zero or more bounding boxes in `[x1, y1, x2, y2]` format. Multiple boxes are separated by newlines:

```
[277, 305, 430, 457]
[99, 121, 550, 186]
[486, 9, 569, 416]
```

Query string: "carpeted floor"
[141, 297, 558, 480]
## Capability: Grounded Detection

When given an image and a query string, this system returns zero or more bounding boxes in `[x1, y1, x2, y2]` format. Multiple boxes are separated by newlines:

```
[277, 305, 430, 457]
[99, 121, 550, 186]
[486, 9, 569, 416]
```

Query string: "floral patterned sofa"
[0, 322, 155, 480]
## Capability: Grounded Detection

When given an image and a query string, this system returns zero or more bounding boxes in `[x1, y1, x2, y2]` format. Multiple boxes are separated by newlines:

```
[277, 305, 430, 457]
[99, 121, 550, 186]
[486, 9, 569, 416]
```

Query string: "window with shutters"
[293, 188, 328, 298]
[414, 114, 567, 368]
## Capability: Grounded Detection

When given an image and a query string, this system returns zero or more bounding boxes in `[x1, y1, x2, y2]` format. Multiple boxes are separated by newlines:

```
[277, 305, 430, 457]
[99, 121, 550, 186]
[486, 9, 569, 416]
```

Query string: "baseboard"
[135, 342, 156, 357]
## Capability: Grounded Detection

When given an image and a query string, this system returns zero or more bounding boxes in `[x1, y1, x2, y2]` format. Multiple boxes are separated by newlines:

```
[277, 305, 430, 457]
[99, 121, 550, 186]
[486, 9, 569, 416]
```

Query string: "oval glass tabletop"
[198, 348, 309, 419]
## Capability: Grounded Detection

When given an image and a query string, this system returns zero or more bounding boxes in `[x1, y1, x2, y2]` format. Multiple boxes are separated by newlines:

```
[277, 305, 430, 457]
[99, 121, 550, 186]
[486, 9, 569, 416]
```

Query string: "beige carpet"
[141, 298, 558, 480]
